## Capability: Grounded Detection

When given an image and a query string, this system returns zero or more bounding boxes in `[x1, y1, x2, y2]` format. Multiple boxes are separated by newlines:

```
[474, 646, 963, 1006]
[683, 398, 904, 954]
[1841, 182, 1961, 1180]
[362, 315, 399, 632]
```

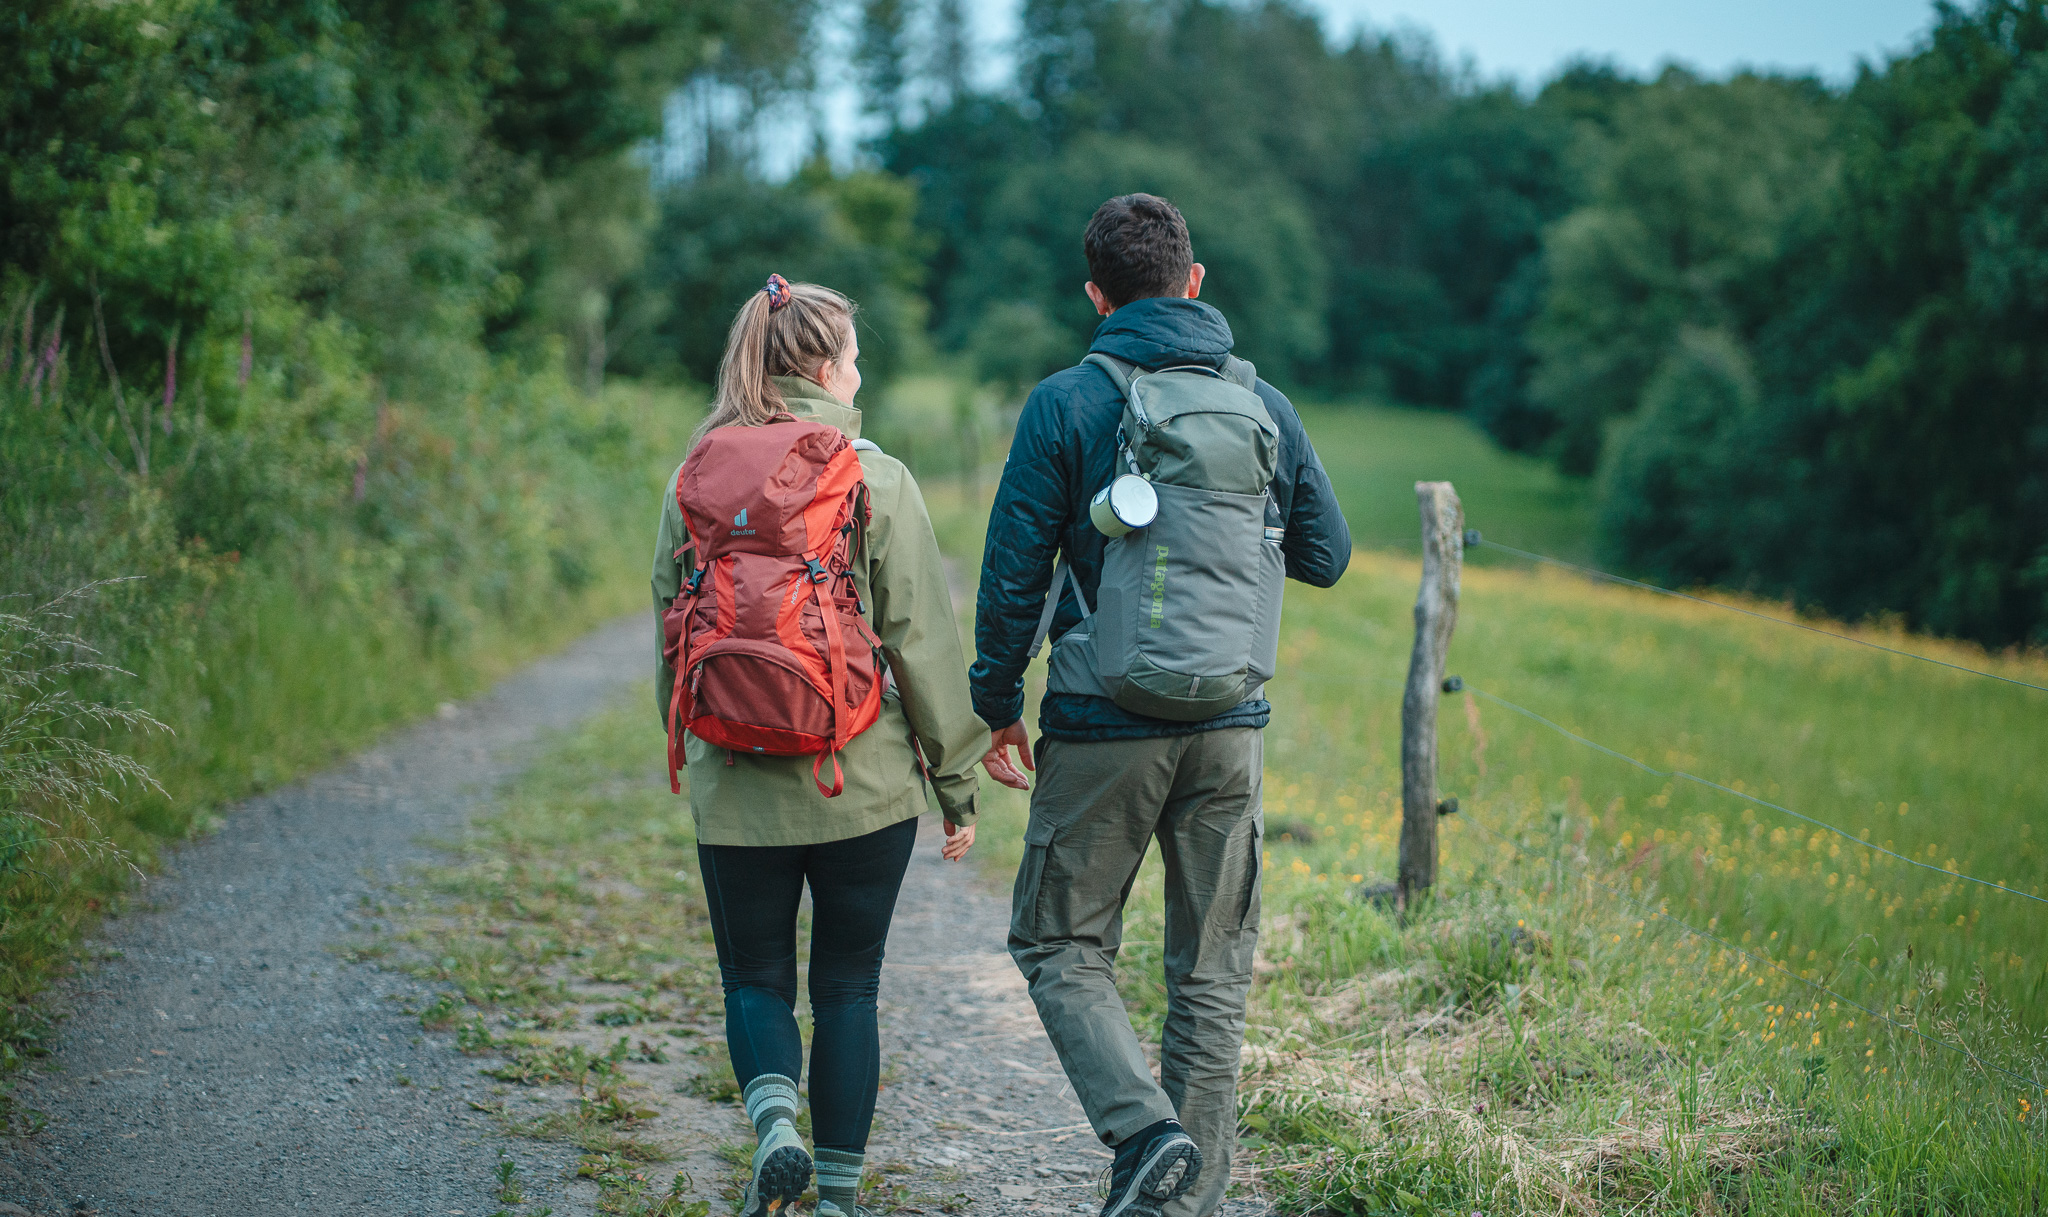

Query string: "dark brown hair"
[1083, 193, 1193, 309]
[697, 280, 856, 444]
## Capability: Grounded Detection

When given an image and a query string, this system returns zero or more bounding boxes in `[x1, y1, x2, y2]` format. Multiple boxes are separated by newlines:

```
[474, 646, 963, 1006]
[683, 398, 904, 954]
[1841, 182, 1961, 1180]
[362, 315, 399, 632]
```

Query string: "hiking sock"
[743, 1073, 801, 1142]
[814, 1147, 865, 1214]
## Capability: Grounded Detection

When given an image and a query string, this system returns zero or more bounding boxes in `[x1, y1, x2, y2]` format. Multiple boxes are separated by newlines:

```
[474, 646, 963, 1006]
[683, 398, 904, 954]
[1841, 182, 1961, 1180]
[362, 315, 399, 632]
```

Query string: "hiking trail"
[0, 619, 1271, 1217]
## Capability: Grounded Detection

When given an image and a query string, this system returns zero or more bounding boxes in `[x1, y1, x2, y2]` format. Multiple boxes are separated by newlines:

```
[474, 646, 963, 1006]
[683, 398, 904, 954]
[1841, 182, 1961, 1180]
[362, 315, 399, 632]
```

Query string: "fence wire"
[1468, 536, 2048, 696]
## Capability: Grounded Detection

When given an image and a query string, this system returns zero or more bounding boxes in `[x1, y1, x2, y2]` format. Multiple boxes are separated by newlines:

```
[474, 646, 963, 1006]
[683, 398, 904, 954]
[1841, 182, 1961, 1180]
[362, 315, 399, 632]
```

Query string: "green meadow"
[915, 394, 2048, 1213]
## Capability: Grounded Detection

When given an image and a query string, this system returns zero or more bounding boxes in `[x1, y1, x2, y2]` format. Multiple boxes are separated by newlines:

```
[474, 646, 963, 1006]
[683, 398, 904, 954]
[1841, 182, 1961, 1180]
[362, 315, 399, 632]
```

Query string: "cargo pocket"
[1235, 817, 1263, 931]
[1011, 817, 1059, 944]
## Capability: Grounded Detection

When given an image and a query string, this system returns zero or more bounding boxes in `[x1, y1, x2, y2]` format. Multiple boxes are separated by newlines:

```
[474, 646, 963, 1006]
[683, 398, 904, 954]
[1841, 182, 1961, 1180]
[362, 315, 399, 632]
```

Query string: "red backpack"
[663, 415, 885, 797]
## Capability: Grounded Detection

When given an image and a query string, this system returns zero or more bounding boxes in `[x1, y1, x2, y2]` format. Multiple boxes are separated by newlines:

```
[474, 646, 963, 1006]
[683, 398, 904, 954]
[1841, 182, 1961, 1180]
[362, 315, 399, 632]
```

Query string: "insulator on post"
[1436, 797, 1459, 817]
[1442, 675, 1464, 693]
[1463, 529, 1481, 548]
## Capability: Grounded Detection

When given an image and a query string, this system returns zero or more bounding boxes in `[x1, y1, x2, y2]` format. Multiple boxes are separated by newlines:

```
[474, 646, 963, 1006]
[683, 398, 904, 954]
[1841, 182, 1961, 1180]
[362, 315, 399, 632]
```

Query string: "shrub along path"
[0, 619, 645, 1216]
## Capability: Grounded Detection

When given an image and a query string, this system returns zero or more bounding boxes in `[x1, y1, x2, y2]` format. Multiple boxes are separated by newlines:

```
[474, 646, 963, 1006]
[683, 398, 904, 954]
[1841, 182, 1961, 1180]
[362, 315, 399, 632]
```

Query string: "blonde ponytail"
[696, 278, 857, 444]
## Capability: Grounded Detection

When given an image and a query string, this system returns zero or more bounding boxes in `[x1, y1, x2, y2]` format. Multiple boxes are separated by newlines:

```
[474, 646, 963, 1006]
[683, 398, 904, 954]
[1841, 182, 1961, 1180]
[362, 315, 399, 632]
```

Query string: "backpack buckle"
[805, 558, 829, 584]
[684, 568, 706, 597]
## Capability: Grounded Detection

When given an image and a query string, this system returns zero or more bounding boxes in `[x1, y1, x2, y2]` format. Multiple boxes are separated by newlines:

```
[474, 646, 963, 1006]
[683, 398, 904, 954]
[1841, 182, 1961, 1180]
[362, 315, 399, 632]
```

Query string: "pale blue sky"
[752, 0, 1942, 176]
[1300, 0, 1936, 84]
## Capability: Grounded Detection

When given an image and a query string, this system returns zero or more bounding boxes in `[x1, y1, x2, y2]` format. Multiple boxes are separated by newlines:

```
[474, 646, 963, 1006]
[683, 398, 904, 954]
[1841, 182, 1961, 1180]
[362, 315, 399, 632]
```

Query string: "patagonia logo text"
[1148, 545, 1169, 628]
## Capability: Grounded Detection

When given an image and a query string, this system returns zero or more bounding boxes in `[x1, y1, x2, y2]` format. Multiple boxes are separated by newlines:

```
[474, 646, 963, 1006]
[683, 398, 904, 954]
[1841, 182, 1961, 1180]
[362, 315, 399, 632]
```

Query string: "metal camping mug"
[1089, 473, 1159, 537]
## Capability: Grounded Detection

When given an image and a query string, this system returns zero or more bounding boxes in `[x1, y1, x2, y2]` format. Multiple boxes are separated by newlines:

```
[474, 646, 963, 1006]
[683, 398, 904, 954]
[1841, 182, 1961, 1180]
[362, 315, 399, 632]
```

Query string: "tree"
[856, 0, 913, 126]
[1526, 68, 1836, 473]
[927, 0, 972, 106]
[1594, 2, 2048, 645]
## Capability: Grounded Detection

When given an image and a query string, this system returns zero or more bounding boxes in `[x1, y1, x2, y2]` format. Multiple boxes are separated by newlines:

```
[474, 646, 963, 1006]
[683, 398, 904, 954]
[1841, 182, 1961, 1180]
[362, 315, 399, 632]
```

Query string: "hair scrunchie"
[763, 273, 792, 312]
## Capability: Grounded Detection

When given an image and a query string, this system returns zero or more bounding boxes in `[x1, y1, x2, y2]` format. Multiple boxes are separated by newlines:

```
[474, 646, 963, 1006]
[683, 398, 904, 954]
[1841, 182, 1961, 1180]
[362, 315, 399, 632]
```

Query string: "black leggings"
[696, 815, 917, 1153]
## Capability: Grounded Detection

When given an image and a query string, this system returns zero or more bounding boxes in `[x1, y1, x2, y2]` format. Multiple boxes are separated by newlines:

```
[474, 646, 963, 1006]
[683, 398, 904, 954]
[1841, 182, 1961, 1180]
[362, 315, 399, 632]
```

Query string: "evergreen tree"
[856, 0, 914, 126]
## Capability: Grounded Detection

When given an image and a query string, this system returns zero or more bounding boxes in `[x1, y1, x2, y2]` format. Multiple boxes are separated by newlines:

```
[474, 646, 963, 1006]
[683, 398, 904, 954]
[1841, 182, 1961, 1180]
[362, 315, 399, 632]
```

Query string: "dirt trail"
[0, 618, 646, 1216]
[1, 615, 1270, 1217]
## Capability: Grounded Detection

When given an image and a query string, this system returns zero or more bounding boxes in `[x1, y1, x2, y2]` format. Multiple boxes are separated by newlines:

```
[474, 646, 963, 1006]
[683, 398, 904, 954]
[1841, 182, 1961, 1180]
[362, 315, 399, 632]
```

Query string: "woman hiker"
[653, 275, 1025, 1217]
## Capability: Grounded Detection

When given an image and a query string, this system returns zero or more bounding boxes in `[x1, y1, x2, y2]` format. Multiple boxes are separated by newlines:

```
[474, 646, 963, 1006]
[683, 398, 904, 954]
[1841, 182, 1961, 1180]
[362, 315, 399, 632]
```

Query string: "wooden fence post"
[1399, 481, 1464, 910]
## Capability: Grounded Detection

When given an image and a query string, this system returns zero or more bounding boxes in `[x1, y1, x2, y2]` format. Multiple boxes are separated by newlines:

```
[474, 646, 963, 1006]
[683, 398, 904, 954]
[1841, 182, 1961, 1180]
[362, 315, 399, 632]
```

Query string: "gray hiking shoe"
[1099, 1122, 1201, 1217]
[736, 1118, 811, 1217]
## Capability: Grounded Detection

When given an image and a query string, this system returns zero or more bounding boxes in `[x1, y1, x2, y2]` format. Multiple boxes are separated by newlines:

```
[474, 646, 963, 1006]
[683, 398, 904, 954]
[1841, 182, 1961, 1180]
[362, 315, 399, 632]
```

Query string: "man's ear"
[1186, 263, 1206, 299]
[1085, 281, 1115, 317]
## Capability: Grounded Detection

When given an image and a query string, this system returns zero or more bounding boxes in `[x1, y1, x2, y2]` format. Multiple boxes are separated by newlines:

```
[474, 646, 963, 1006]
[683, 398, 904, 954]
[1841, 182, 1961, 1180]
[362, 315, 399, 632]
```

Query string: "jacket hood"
[771, 375, 862, 440]
[1087, 297, 1234, 370]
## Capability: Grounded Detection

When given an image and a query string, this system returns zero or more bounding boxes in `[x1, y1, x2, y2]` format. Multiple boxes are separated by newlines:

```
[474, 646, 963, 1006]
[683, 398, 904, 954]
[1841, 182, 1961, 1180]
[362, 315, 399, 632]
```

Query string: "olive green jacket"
[653, 376, 986, 847]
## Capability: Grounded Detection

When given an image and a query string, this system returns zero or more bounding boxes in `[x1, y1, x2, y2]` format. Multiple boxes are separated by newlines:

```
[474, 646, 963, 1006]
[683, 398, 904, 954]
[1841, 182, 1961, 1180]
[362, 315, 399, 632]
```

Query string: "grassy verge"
[0, 375, 698, 1068]
[909, 386, 2048, 1211]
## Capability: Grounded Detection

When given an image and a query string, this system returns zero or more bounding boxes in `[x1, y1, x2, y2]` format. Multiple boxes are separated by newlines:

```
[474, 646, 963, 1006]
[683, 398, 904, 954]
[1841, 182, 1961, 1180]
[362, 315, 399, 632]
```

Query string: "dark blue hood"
[1088, 297, 1234, 370]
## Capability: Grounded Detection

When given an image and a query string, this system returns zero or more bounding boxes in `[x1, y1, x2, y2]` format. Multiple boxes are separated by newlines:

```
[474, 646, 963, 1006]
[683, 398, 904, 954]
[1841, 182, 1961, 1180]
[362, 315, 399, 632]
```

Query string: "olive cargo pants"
[1008, 730, 1262, 1217]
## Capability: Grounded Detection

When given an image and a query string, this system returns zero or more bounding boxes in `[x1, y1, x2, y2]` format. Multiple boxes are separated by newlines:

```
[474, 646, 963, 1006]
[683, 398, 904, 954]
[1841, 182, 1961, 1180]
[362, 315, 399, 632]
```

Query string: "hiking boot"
[1098, 1120, 1200, 1217]
[736, 1118, 810, 1217]
[814, 1202, 872, 1217]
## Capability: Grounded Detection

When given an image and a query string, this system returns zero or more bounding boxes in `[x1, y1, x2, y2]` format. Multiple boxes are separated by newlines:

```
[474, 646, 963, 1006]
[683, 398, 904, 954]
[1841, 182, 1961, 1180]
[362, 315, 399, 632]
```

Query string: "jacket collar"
[771, 375, 863, 440]
[1087, 297, 1235, 372]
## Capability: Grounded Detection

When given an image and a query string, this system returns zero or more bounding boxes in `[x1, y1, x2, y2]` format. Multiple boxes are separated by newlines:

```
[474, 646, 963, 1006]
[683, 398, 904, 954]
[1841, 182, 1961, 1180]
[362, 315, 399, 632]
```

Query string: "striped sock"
[742, 1073, 800, 1142]
[814, 1148, 864, 1214]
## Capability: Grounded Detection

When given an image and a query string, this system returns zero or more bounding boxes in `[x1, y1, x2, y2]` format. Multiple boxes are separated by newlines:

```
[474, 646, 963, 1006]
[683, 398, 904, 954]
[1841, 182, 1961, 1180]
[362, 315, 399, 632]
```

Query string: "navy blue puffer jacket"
[969, 297, 1352, 741]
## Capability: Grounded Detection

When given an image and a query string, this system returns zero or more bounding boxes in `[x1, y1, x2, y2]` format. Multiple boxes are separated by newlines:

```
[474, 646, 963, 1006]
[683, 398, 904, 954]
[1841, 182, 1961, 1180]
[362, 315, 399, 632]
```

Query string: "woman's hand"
[941, 819, 976, 861]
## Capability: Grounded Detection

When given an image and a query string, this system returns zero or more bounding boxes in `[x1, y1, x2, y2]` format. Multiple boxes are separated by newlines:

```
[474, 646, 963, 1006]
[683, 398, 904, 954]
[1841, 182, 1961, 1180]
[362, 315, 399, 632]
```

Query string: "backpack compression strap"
[806, 495, 861, 799]
[809, 564, 850, 799]
[666, 674, 686, 793]
[665, 548, 701, 795]
[1027, 559, 1094, 660]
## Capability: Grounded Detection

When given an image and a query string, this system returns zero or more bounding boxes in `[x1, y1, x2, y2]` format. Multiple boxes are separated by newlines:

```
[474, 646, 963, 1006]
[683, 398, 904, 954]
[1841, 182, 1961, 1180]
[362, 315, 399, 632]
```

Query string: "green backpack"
[1031, 353, 1286, 721]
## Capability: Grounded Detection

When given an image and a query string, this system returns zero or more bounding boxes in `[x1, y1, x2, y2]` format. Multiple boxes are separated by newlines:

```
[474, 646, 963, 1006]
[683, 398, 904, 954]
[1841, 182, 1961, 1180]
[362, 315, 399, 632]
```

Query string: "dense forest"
[627, 0, 2048, 650]
[10, 1, 2043, 660]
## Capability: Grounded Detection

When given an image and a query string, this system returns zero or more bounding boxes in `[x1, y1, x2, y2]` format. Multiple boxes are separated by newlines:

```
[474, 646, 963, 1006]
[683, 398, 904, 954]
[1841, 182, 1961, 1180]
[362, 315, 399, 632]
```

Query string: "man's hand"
[981, 719, 1034, 790]
[941, 819, 976, 861]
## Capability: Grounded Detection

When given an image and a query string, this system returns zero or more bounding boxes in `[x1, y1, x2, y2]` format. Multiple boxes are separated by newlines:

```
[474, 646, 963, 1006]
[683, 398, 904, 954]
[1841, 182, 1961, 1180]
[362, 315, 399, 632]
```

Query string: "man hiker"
[970, 194, 1351, 1217]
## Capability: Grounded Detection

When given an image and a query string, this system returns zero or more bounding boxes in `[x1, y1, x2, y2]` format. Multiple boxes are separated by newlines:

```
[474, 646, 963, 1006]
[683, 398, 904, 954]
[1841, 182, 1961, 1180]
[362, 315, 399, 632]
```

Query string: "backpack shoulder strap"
[1220, 355, 1259, 392]
[1083, 352, 1135, 396]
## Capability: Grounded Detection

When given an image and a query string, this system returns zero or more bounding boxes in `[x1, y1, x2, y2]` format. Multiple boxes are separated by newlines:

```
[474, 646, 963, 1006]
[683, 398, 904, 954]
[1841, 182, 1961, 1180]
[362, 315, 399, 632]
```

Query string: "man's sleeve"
[1270, 393, 1351, 588]
[968, 381, 1072, 730]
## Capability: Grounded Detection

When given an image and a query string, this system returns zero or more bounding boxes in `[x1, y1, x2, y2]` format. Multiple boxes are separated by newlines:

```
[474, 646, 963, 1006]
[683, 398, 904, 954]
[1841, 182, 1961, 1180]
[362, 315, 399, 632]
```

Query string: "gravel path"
[0, 618, 647, 1217]
[0, 613, 1272, 1217]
